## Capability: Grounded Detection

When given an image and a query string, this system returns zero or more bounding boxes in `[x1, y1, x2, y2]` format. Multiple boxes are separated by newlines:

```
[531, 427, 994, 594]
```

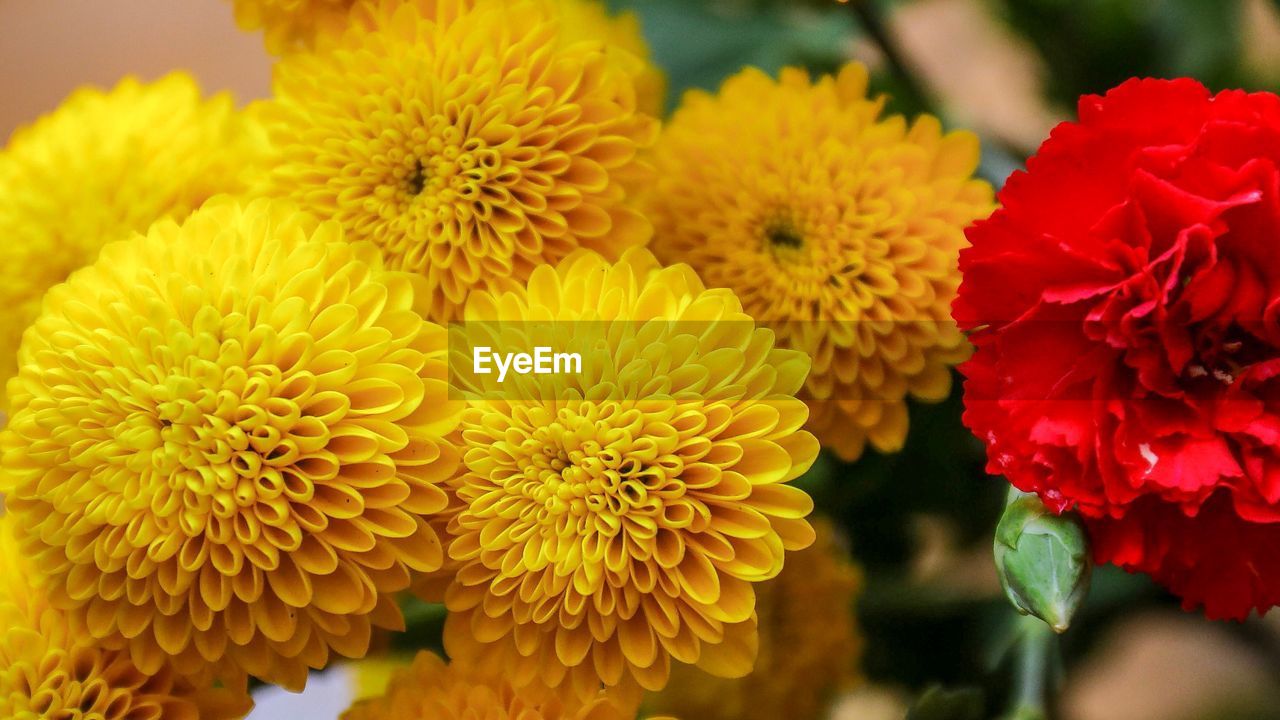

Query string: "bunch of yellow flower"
[437, 248, 819, 704]
[0, 515, 252, 719]
[230, 0, 356, 53]
[0, 0, 995, 716]
[231, 0, 663, 114]
[645, 64, 994, 461]
[0, 198, 461, 691]
[341, 651, 631, 720]
[0, 71, 266, 408]
[646, 519, 864, 720]
[252, 0, 661, 323]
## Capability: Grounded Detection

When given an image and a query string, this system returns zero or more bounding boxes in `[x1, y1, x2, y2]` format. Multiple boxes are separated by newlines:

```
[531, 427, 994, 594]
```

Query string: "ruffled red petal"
[958, 77, 1280, 619]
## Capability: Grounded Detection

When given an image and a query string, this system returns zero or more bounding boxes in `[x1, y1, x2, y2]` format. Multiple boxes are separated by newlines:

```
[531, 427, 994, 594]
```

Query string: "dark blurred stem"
[1008, 615, 1057, 720]
[1225, 621, 1280, 680]
[843, 0, 1025, 188]
[843, 0, 934, 114]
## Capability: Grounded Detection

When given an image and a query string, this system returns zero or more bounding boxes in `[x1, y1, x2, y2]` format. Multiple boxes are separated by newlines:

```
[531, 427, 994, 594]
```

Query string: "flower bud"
[994, 490, 1092, 633]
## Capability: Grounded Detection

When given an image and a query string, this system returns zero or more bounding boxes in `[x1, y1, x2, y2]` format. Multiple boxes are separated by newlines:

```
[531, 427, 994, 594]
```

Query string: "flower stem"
[1006, 614, 1058, 720]
[840, 0, 933, 113]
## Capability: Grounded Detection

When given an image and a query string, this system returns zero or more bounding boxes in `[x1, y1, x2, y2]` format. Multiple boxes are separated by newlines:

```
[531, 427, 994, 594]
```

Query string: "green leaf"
[1151, 0, 1244, 88]
[395, 595, 447, 653]
[606, 0, 854, 111]
[990, 0, 1249, 104]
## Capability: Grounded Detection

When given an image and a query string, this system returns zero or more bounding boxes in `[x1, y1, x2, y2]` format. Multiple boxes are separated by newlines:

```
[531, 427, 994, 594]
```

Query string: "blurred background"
[7, 1, 1280, 719]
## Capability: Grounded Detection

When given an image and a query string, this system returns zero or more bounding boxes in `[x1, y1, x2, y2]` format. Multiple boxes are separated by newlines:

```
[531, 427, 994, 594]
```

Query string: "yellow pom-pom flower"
[646, 518, 863, 720]
[341, 651, 631, 720]
[437, 248, 819, 703]
[231, 0, 664, 114]
[0, 198, 461, 691]
[550, 0, 666, 116]
[231, 0, 355, 53]
[0, 515, 252, 720]
[253, 0, 659, 324]
[645, 63, 995, 461]
[0, 72, 266, 409]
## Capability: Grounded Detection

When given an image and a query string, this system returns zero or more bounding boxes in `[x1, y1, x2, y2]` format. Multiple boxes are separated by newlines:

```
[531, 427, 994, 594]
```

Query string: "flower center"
[527, 426, 657, 523]
[118, 353, 321, 553]
[476, 402, 692, 575]
[406, 158, 427, 197]
[1182, 325, 1270, 386]
[765, 220, 804, 252]
[392, 115, 504, 217]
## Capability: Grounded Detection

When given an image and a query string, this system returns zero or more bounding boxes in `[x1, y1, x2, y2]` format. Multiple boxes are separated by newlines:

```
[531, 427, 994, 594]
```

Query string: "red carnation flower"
[956, 77, 1280, 620]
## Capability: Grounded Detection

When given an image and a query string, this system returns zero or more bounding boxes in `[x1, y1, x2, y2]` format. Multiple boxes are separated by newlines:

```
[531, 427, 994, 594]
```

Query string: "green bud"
[994, 490, 1091, 633]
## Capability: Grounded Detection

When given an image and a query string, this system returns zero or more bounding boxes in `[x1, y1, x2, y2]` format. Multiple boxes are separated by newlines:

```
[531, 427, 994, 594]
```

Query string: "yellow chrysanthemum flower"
[0, 72, 266, 410]
[253, 0, 659, 324]
[231, 0, 354, 53]
[551, 0, 666, 116]
[231, 0, 664, 114]
[341, 651, 631, 720]
[645, 63, 995, 461]
[0, 198, 461, 691]
[646, 518, 863, 720]
[436, 248, 819, 704]
[0, 515, 252, 720]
